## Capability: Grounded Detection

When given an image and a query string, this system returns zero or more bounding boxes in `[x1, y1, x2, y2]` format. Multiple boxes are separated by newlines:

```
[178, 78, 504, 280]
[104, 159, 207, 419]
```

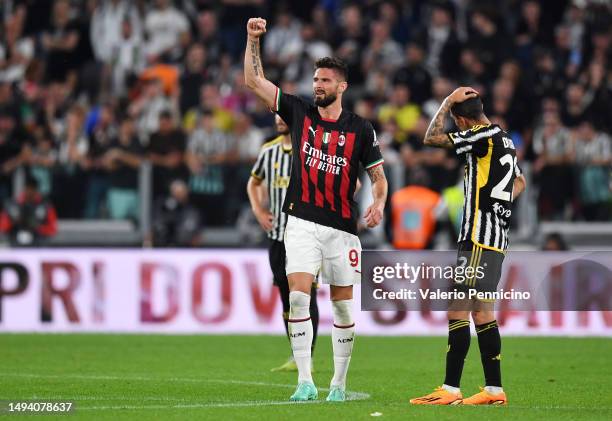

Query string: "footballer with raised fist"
[244, 17, 388, 402]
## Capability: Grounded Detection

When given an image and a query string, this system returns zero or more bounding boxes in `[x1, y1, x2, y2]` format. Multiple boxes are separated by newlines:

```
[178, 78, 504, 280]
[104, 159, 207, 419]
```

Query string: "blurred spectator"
[378, 84, 421, 143]
[90, 0, 142, 65]
[263, 9, 302, 79]
[148, 110, 187, 199]
[152, 179, 201, 247]
[109, 15, 146, 98]
[417, 2, 461, 79]
[52, 104, 88, 218]
[144, 0, 190, 63]
[183, 83, 233, 133]
[41, 0, 81, 85]
[0, 175, 57, 246]
[333, 4, 367, 86]
[195, 10, 223, 66]
[82, 103, 117, 218]
[362, 20, 403, 87]
[0, 107, 28, 203]
[469, 8, 511, 77]
[103, 116, 143, 221]
[25, 131, 56, 196]
[186, 109, 234, 226]
[541, 232, 569, 251]
[179, 44, 208, 114]
[393, 42, 433, 105]
[285, 23, 333, 98]
[533, 111, 574, 220]
[572, 120, 611, 221]
[129, 78, 176, 141]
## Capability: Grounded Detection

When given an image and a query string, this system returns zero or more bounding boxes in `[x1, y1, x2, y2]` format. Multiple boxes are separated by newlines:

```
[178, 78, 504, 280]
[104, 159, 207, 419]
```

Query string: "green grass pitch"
[0, 334, 610, 420]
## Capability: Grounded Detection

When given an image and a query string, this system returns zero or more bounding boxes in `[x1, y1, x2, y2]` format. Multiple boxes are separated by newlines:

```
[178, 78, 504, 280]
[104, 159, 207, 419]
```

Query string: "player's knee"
[330, 285, 353, 301]
[289, 291, 310, 319]
[471, 310, 494, 325]
[332, 299, 354, 326]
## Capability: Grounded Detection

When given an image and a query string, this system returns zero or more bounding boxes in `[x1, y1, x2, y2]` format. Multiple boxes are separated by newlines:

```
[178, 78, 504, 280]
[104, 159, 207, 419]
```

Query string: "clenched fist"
[247, 18, 267, 38]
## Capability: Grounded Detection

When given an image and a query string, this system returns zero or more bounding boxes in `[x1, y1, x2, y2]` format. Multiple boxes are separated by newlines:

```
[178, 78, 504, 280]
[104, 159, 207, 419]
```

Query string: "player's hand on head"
[247, 18, 267, 38]
[446, 87, 479, 105]
[364, 202, 384, 228]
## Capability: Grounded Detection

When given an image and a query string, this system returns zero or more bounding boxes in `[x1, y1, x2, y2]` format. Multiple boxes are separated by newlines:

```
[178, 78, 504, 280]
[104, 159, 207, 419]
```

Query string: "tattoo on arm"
[250, 39, 262, 78]
[367, 165, 385, 184]
[424, 101, 453, 148]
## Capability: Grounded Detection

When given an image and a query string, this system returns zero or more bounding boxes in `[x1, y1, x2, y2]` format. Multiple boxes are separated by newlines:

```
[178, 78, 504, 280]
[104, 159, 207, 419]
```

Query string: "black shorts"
[268, 239, 288, 286]
[453, 240, 505, 298]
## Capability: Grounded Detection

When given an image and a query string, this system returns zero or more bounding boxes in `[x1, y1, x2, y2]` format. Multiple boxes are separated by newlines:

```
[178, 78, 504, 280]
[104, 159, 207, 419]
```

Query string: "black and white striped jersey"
[448, 124, 522, 252]
[251, 136, 292, 242]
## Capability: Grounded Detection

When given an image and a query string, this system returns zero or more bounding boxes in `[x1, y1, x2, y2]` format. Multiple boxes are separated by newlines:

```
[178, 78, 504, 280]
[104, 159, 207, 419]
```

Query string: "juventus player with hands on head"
[247, 115, 320, 373]
[244, 17, 388, 402]
[410, 87, 526, 406]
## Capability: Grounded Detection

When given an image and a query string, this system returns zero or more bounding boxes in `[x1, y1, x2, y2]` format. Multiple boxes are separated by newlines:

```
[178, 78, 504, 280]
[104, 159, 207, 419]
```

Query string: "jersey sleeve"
[448, 125, 501, 156]
[360, 121, 384, 170]
[514, 161, 522, 178]
[272, 87, 307, 127]
[250, 147, 267, 181]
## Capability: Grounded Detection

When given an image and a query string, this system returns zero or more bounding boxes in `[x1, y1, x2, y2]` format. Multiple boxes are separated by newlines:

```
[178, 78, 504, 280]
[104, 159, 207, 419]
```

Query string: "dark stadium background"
[0, 0, 609, 249]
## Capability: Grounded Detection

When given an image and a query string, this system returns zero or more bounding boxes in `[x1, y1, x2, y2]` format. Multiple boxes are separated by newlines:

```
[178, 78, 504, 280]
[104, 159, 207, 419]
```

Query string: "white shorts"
[284, 215, 361, 286]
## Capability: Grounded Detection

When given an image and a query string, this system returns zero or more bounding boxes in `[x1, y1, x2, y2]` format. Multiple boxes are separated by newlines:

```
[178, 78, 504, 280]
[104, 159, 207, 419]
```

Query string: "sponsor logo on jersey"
[493, 202, 512, 217]
[303, 142, 348, 175]
[372, 130, 379, 147]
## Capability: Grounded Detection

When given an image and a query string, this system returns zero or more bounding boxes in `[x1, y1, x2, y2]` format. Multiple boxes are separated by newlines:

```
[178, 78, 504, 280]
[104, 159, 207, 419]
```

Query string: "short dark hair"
[314, 57, 348, 82]
[450, 96, 484, 120]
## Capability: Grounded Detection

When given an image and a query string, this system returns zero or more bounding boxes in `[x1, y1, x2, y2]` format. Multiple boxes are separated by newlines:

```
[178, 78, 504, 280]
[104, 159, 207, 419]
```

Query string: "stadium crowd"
[0, 0, 610, 243]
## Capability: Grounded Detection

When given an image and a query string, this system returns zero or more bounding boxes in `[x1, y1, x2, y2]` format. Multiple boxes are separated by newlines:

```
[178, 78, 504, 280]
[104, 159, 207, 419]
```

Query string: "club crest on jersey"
[338, 134, 346, 146]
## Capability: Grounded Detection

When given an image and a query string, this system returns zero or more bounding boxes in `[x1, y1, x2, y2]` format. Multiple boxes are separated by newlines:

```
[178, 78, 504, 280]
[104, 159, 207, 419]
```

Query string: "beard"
[314, 91, 337, 107]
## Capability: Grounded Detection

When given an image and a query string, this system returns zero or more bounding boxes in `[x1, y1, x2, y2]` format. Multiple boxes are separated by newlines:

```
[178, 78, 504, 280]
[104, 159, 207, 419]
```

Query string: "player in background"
[410, 87, 526, 406]
[247, 115, 320, 372]
[244, 18, 388, 402]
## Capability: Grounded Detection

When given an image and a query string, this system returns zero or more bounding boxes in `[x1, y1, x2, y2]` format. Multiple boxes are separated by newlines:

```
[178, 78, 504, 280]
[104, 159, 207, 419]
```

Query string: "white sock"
[484, 386, 504, 395]
[442, 384, 460, 394]
[288, 291, 313, 384]
[331, 299, 355, 389]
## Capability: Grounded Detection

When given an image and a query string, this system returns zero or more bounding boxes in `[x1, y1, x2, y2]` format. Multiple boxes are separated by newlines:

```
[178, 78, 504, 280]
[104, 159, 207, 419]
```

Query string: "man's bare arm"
[512, 174, 526, 201]
[364, 165, 388, 228]
[424, 87, 479, 148]
[244, 18, 277, 109]
[423, 100, 453, 148]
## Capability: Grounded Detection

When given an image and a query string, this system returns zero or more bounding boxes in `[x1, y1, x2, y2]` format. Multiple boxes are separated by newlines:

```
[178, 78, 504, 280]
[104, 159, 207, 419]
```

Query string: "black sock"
[476, 320, 502, 387]
[309, 285, 319, 352]
[444, 319, 471, 388]
[282, 311, 290, 338]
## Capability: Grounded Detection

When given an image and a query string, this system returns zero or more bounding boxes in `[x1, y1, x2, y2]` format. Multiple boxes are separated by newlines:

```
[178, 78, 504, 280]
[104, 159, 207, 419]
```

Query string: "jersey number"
[491, 154, 516, 202]
[349, 249, 359, 267]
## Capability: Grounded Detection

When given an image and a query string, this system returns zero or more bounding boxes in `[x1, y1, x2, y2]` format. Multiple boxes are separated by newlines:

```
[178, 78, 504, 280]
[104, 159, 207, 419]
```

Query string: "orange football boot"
[462, 387, 507, 405]
[410, 387, 463, 405]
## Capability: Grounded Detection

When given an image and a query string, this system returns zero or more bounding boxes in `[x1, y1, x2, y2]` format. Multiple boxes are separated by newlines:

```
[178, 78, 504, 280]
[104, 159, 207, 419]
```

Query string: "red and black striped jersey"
[273, 88, 384, 235]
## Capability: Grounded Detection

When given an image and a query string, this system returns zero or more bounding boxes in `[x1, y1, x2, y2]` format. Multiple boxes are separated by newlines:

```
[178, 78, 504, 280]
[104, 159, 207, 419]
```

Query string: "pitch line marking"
[0, 372, 370, 410]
